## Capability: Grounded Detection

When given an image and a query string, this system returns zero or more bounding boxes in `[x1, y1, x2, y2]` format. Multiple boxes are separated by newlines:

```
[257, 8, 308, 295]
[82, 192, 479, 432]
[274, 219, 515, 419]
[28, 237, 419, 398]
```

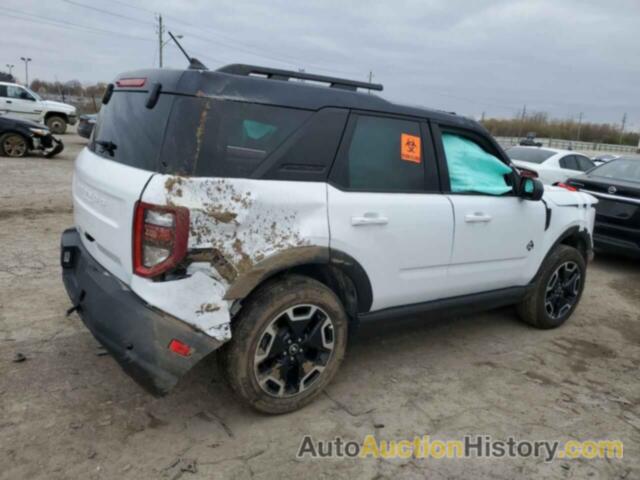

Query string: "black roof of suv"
[96, 64, 498, 181]
[114, 64, 482, 132]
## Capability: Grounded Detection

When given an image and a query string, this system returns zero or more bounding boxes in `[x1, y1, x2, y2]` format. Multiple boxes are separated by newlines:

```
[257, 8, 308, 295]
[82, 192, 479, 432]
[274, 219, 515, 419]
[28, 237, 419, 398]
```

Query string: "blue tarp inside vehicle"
[442, 133, 513, 195]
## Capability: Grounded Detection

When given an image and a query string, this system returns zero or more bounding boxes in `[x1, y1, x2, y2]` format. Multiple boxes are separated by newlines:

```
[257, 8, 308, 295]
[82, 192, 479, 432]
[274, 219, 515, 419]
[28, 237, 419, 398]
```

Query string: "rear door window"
[330, 114, 430, 192]
[576, 155, 595, 172]
[559, 155, 579, 170]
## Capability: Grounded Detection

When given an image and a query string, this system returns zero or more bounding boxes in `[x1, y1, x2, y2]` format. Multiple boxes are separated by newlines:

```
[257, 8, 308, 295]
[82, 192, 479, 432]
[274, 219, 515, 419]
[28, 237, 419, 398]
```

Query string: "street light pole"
[20, 57, 31, 86]
[6, 64, 14, 76]
[157, 14, 164, 68]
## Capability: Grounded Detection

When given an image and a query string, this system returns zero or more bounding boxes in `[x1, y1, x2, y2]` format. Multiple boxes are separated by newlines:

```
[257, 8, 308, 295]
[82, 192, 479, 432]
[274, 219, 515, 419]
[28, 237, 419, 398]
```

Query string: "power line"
[65, 0, 362, 77]
[1, 10, 155, 42]
[61, 0, 154, 26]
[107, 0, 156, 15]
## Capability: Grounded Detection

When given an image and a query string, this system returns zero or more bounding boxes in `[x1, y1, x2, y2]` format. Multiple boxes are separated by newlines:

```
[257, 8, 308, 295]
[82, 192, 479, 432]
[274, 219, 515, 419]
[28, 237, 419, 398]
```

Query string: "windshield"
[507, 147, 556, 164]
[590, 157, 640, 183]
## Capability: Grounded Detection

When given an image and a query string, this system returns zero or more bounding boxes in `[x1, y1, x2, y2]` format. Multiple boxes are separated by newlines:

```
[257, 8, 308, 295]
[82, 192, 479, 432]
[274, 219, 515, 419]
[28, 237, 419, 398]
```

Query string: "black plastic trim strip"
[358, 286, 530, 324]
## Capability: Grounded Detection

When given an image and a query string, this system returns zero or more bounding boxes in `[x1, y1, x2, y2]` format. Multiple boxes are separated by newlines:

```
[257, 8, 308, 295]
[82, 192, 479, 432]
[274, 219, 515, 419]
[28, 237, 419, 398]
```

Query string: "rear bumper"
[60, 228, 222, 396]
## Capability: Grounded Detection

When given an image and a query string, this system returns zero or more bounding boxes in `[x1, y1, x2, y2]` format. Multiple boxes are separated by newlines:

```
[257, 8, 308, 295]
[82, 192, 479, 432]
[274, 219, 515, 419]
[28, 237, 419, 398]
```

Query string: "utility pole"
[576, 112, 583, 141]
[6, 64, 14, 76]
[157, 14, 164, 68]
[20, 57, 31, 86]
[481, 111, 486, 122]
[619, 112, 627, 144]
[367, 71, 374, 94]
[517, 104, 527, 138]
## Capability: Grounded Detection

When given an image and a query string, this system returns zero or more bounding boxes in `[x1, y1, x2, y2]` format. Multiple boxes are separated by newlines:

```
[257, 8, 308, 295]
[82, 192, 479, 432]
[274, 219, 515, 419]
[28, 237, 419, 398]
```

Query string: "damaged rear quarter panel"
[130, 175, 329, 341]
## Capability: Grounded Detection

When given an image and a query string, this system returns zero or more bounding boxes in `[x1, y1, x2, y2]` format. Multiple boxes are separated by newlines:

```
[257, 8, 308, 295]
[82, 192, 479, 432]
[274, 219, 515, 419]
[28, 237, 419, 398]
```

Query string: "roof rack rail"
[217, 64, 383, 92]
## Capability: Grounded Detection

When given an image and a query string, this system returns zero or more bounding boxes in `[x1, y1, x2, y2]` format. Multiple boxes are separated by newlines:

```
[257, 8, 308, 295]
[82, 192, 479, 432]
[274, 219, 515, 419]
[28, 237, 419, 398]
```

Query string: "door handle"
[6, 100, 12, 104]
[464, 213, 492, 223]
[351, 213, 388, 226]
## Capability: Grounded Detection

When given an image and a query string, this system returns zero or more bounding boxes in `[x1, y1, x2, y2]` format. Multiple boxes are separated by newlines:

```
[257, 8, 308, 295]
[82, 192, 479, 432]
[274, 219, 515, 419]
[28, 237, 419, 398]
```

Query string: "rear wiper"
[95, 140, 117, 156]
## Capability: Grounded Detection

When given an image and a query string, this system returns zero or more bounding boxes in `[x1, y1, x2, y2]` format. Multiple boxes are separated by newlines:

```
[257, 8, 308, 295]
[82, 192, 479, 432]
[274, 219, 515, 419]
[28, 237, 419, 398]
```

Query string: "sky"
[2, 0, 639, 129]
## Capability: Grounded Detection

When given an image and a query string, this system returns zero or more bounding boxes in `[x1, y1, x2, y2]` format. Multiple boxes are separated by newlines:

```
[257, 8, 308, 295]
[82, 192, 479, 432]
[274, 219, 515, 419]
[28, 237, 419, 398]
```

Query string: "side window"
[441, 132, 513, 195]
[161, 98, 311, 177]
[576, 155, 595, 172]
[7, 86, 28, 100]
[333, 115, 425, 191]
[560, 155, 578, 170]
[0, 85, 7, 98]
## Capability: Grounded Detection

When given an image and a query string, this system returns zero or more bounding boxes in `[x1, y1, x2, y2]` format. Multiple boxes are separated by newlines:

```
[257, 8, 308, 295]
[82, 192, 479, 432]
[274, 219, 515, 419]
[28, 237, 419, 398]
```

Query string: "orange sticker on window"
[401, 133, 421, 163]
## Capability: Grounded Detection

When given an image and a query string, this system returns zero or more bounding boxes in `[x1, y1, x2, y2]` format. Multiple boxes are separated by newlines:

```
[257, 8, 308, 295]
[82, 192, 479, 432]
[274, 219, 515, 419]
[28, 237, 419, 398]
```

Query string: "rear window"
[90, 91, 173, 170]
[91, 92, 311, 177]
[591, 158, 640, 183]
[507, 147, 556, 164]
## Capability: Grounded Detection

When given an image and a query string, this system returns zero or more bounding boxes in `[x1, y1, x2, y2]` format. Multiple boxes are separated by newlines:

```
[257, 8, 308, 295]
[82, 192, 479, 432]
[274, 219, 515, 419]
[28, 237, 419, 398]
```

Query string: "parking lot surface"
[1, 133, 639, 479]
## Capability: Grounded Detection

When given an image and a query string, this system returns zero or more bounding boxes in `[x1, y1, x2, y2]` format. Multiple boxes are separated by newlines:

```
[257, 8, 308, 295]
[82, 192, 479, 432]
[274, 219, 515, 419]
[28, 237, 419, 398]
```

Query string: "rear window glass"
[507, 147, 556, 164]
[90, 92, 311, 177]
[90, 91, 174, 170]
[161, 98, 311, 177]
[591, 158, 640, 183]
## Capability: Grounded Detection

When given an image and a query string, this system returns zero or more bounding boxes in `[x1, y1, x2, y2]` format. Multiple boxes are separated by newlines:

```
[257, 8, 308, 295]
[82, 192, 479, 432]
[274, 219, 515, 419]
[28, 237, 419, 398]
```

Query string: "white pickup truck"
[0, 81, 77, 134]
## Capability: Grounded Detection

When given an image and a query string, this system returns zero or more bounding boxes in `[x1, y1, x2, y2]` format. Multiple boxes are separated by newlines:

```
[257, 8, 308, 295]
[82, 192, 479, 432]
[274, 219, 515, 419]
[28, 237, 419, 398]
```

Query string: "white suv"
[0, 82, 77, 133]
[60, 65, 597, 414]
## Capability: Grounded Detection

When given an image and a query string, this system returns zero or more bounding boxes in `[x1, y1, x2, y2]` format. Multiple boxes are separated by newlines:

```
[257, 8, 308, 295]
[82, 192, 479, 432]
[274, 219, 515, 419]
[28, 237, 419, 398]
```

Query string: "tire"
[219, 275, 349, 414]
[517, 245, 586, 329]
[45, 115, 67, 134]
[0, 133, 29, 158]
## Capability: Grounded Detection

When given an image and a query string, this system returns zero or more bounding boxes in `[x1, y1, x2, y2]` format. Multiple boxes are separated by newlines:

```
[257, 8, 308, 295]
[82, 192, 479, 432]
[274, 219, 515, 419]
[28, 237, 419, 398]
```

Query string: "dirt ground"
[0, 133, 639, 479]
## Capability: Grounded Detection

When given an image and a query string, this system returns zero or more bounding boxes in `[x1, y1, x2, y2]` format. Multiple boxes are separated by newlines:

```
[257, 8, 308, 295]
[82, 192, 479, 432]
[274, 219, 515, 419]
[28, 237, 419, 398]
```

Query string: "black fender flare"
[530, 226, 592, 285]
[223, 246, 373, 313]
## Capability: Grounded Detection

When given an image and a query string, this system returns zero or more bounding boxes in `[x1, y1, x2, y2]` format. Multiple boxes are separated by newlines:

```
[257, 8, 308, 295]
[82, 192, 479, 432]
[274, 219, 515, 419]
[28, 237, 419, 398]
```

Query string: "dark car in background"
[519, 132, 543, 147]
[0, 113, 64, 158]
[566, 156, 640, 258]
[592, 154, 619, 165]
[77, 114, 97, 139]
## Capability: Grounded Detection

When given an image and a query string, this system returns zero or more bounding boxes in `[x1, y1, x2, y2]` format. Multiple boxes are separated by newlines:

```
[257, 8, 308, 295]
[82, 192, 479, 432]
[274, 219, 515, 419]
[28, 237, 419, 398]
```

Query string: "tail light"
[133, 202, 189, 277]
[555, 182, 578, 192]
[116, 77, 147, 88]
[518, 167, 539, 179]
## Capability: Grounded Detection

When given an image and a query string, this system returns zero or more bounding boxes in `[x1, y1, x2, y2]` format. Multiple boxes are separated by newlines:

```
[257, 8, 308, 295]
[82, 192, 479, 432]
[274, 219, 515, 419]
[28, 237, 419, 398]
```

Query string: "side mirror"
[521, 177, 544, 201]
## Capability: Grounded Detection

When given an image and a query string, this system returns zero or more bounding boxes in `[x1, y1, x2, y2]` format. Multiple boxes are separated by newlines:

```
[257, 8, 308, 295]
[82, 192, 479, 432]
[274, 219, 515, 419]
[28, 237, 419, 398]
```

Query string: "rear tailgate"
[73, 82, 176, 285]
[73, 150, 153, 284]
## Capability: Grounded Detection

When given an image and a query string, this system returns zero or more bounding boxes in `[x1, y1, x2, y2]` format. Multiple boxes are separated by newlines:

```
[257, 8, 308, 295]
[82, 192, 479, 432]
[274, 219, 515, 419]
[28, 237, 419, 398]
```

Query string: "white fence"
[495, 136, 638, 155]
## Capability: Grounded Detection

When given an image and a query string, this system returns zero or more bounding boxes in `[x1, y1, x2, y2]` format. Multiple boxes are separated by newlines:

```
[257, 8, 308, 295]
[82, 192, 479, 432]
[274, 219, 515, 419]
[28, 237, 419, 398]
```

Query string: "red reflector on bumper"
[169, 339, 192, 356]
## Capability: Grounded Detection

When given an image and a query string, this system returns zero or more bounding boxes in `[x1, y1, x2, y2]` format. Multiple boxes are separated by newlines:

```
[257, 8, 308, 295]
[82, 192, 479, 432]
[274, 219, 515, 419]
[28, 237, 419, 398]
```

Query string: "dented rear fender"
[131, 175, 330, 341]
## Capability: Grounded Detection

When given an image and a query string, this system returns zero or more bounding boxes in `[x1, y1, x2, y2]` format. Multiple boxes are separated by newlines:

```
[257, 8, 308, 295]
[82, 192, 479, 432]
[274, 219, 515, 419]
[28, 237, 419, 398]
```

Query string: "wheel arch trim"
[223, 246, 374, 313]
[531, 226, 592, 285]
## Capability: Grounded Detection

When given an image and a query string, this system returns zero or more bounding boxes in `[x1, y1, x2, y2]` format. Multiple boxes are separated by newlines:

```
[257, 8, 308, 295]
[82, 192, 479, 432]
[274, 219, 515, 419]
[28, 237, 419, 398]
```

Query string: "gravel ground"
[0, 133, 638, 479]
